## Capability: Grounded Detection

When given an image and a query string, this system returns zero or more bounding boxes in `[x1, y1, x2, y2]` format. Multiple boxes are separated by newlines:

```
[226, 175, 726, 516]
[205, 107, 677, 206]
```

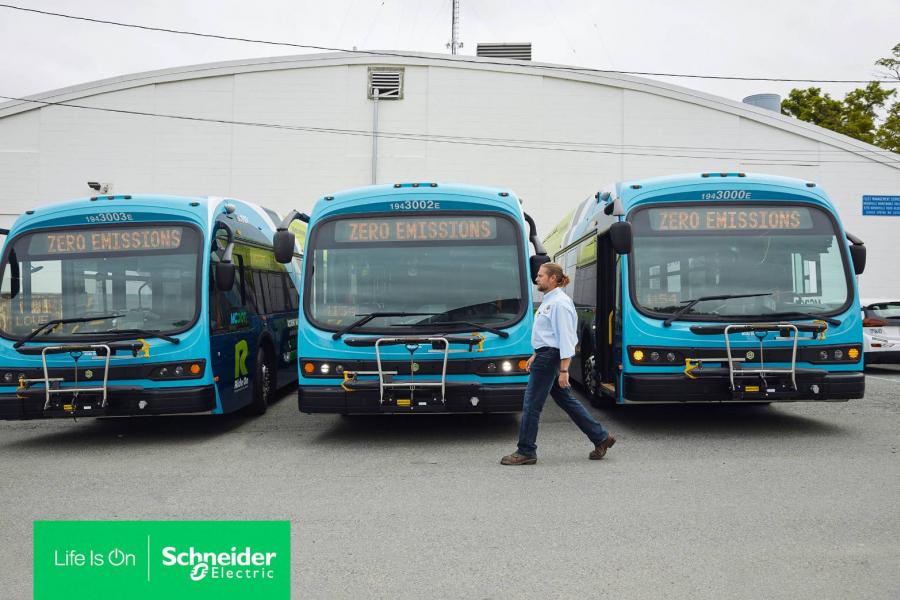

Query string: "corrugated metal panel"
[476, 43, 532, 61]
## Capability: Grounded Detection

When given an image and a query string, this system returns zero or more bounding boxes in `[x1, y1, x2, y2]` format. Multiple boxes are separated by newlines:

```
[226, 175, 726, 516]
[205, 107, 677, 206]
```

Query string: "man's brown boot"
[589, 435, 616, 460]
[500, 452, 537, 465]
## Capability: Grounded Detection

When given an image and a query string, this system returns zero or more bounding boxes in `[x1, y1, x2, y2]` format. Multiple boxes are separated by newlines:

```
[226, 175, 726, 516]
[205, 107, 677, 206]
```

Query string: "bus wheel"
[582, 353, 599, 400]
[248, 348, 273, 416]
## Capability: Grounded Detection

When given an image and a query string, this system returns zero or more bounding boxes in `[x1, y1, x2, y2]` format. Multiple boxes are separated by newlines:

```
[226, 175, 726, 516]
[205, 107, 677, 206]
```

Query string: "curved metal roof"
[1, 50, 897, 170]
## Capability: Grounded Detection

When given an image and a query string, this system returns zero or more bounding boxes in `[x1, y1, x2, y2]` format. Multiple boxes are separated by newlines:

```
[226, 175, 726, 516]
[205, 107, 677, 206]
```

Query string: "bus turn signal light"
[632, 350, 644, 362]
[303, 362, 314, 374]
[190, 363, 201, 375]
[847, 348, 860, 360]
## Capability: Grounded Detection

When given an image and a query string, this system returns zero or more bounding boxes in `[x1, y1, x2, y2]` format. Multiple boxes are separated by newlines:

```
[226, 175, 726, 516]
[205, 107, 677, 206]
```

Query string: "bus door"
[209, 253, 257, 412]
[595, 231, 618, 395]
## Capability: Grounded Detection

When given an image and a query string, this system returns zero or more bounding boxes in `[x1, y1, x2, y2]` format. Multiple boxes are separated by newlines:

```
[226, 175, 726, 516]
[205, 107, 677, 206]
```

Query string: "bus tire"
[248, 347, 273, 416]
[581, 352, 599, 401]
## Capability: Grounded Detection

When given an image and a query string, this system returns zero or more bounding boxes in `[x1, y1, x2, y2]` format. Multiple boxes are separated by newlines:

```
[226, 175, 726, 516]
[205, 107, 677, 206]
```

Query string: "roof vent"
[368, 67, 404, 100]
[742, 93, 781, 113]
[476, 43, 532, 61]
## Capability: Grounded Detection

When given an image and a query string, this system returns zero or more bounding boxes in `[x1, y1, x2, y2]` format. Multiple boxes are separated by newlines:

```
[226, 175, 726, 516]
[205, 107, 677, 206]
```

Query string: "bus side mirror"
[215, 261, 235, 291]
[273, 230, 296, 264]
[2, 250, 20, 299]
[845, 231, 866, 275]
[849, 244, 866, 275]
[610, 221, 632, 255]
[529, 254, 550, 280]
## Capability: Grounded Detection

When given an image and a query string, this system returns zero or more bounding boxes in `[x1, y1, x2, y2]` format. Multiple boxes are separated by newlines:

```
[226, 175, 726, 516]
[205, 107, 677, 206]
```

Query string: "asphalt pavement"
[1, 367, 898, 599]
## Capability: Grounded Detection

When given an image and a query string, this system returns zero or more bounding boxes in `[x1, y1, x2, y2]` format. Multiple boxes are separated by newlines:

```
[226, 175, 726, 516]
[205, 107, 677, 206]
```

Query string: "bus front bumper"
[298, 383, 525, 414]
[0, 385, 217, 420]
[622, 371, 864, 403]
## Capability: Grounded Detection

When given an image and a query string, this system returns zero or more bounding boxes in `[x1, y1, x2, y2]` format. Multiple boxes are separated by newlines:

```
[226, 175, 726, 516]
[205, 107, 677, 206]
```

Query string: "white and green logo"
[234, 339, 250, 391]
[34, 521, 290, 599]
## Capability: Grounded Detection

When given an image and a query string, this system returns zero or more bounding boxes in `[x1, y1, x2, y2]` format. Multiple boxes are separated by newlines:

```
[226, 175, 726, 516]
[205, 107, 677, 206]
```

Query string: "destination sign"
[648, 206, 813, 231]
[335, 217, 497, 243]
[28, 227, 184, 256]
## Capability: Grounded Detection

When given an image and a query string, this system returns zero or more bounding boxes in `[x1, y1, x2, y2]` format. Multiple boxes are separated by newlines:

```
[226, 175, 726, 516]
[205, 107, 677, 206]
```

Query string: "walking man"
[501, 263, 615, 465]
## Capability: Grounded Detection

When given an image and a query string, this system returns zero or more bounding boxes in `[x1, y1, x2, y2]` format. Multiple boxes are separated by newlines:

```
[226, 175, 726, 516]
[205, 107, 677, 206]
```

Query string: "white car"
[861, 298, 900, 365]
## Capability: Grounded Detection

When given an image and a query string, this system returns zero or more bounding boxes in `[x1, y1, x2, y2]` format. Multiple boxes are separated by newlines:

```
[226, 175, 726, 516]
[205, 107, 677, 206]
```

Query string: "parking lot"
[2, 366, 899, 599]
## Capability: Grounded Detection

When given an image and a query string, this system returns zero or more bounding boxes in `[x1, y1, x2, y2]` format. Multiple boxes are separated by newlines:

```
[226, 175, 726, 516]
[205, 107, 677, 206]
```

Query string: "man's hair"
[541, 262, 571, 287]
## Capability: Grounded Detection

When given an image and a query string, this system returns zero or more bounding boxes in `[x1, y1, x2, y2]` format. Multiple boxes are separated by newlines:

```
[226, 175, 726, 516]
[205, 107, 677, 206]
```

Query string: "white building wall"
[0, 54, 898, 296]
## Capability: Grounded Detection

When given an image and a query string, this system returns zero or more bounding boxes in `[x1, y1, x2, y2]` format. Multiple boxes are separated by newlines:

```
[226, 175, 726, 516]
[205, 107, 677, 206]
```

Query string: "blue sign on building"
[863, 195, 900, 216]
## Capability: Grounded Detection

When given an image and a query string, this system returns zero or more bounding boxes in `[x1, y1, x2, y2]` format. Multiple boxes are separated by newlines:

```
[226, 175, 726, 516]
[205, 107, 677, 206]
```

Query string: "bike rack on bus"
[723, 323, 800, 394]
[341, 335, 482, 406]
[15, 342, 145, 413]
[686, 322, 828, 399]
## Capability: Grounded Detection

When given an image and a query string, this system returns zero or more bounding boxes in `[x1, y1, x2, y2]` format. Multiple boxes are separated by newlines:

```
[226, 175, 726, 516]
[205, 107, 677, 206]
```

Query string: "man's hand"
[558, 371, 570, 388]
[525, 354, 535, 372]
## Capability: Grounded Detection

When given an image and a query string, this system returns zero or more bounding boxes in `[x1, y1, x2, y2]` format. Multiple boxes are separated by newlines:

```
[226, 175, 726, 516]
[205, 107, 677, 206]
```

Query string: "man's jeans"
[516, 347, 609, 458]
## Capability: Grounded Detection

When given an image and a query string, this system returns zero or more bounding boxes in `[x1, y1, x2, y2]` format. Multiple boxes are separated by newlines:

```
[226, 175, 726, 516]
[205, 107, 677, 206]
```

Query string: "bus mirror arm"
[523, 212, 547, 256]
[213, 221, 236, 291]
[273, 210, 310, 263]
[846, 231, 866, 275]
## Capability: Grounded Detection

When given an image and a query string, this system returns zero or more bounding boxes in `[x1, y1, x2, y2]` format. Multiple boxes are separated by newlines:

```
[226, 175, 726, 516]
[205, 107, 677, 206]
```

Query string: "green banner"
[34, 520, 290, 599]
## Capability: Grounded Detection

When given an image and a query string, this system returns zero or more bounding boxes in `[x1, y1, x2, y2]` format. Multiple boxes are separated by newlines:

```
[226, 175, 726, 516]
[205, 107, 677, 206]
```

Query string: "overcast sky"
[1, 0, 898, 104]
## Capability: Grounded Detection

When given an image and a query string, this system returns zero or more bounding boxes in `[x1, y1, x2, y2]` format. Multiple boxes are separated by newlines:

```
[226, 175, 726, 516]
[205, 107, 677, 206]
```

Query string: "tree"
[781, 44, 899, 153]
[875, 42, 900, 81]
[874, 102, 900, 153]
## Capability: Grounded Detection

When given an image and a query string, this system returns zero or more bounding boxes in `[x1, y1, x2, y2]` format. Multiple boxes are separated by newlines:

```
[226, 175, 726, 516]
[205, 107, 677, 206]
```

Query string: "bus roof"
[309, 182, 523, 218]
[617, 172, 829, 207]
[8, 194, 282, 233]
[543, 171, 838, 256]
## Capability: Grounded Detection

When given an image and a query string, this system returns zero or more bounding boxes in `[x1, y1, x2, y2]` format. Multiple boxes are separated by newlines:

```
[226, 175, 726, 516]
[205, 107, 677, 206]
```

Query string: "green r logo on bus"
[234, 340, 249, 391]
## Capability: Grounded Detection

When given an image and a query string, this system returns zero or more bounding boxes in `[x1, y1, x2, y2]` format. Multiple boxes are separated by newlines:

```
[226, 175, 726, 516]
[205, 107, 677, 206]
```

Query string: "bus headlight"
[301, 360, 341, 377]
[808, 346, 862, 363]
[628, 347, 683, 365]
[476, 357, 530, 376]
[149, 361, 205, 379]
[3, 372, 13, 383]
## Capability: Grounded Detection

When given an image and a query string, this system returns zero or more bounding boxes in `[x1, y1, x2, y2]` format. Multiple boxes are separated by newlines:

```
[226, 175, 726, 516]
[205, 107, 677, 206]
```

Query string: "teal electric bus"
[0, 195, 300, 419]
[273, 182, 549, 414]
[543, 172, 866, 405]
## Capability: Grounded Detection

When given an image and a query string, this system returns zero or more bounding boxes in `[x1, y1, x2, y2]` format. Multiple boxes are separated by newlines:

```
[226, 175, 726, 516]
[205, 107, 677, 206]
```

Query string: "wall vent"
[476, 43, 532, 61]
[368, 67, 404, 100]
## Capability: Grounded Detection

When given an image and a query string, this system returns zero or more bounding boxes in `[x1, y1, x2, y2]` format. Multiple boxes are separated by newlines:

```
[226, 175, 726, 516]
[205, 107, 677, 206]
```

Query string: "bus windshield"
[0, 225, 202, 339]
[305, 214, 526, 332]
[629, 204, 851, 320]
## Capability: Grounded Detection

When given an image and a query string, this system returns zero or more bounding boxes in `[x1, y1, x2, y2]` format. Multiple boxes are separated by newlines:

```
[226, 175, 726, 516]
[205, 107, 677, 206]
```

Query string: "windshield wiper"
[766, 311, 841, 326]
[662, 293, 772, 327]
[74, 328, 181, 344]
[13, 314, 123, 348]
[332, 312, 437, 340]
[395, 320, 510, 338]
